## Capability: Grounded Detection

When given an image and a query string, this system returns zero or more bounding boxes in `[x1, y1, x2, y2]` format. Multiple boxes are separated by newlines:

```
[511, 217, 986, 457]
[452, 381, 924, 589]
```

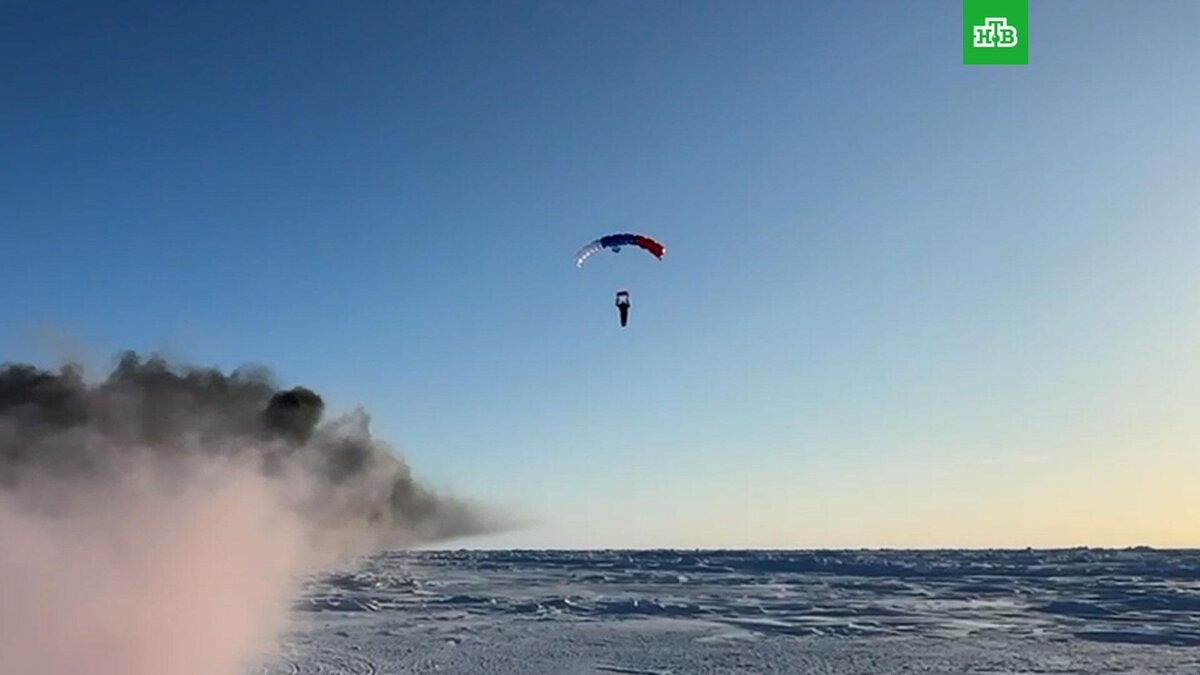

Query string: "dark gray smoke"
[0, 352, 503, 675]
[0, 351, 494, 546]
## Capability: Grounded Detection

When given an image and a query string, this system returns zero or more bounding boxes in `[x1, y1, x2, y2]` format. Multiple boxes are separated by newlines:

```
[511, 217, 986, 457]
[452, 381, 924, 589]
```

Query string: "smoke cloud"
[0, 352, 498, 675]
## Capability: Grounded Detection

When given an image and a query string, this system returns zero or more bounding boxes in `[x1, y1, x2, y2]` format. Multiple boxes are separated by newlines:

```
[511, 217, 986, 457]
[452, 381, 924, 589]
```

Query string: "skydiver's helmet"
[615, 290, 630, 307]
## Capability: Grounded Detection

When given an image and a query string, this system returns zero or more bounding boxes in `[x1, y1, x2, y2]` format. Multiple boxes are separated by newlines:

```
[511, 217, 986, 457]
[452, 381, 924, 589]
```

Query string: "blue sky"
[3, 1, 1198, 547]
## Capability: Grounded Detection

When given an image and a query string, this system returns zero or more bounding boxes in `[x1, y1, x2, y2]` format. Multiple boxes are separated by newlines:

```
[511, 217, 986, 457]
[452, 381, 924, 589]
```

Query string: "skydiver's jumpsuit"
[615, 293, 631, 327]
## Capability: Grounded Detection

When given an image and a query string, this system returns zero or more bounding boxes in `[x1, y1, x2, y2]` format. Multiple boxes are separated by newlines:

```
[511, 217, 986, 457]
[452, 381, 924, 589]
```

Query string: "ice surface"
[251, 549, 1200, 674]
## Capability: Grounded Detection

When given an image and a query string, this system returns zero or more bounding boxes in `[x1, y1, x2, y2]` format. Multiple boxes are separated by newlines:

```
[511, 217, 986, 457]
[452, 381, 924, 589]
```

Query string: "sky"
[2, 0, 1198, 549]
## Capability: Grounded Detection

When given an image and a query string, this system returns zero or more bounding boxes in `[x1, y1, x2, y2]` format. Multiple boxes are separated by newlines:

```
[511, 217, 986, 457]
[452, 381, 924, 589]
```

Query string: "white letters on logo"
[972, 17, 1019, 48]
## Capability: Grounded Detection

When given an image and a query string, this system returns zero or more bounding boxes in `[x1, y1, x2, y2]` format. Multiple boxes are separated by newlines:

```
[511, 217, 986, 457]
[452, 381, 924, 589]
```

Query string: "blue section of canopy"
[599, 234, 636, 249]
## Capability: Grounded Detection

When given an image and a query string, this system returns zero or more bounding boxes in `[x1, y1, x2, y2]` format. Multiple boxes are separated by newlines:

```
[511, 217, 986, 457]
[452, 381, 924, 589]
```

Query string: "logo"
[972, 18, 1018, 48]
[964, 0, 1028, 65]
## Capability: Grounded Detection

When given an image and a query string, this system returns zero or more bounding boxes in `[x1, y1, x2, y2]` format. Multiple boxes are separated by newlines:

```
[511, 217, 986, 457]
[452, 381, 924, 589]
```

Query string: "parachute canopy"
[574, 233, 666, 268]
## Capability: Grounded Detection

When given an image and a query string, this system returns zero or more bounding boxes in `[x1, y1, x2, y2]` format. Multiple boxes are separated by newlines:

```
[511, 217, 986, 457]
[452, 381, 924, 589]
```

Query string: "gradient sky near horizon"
[3, 1, 1198, 548]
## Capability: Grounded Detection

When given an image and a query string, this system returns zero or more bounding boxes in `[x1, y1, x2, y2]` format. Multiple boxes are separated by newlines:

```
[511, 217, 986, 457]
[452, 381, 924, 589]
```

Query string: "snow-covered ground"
[251, 549, 1200, 674]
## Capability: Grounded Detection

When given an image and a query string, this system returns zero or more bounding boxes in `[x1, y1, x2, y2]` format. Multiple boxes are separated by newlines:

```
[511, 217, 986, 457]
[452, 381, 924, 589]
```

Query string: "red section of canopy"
[630, 235, 666, 259]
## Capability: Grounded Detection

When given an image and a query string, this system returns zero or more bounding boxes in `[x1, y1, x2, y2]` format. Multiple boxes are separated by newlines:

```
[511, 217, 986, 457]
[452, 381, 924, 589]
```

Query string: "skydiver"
[615, 290, 630, 327]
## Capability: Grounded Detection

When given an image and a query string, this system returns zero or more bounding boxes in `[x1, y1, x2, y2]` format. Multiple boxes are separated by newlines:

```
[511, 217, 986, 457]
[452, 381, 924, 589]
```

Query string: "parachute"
[574, 233, 666, 268]
[575, 233, 666, 328]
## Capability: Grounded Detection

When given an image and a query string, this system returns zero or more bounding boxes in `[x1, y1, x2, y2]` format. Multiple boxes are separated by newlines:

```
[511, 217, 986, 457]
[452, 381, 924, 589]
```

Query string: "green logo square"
[964, 0, 1028, 64]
